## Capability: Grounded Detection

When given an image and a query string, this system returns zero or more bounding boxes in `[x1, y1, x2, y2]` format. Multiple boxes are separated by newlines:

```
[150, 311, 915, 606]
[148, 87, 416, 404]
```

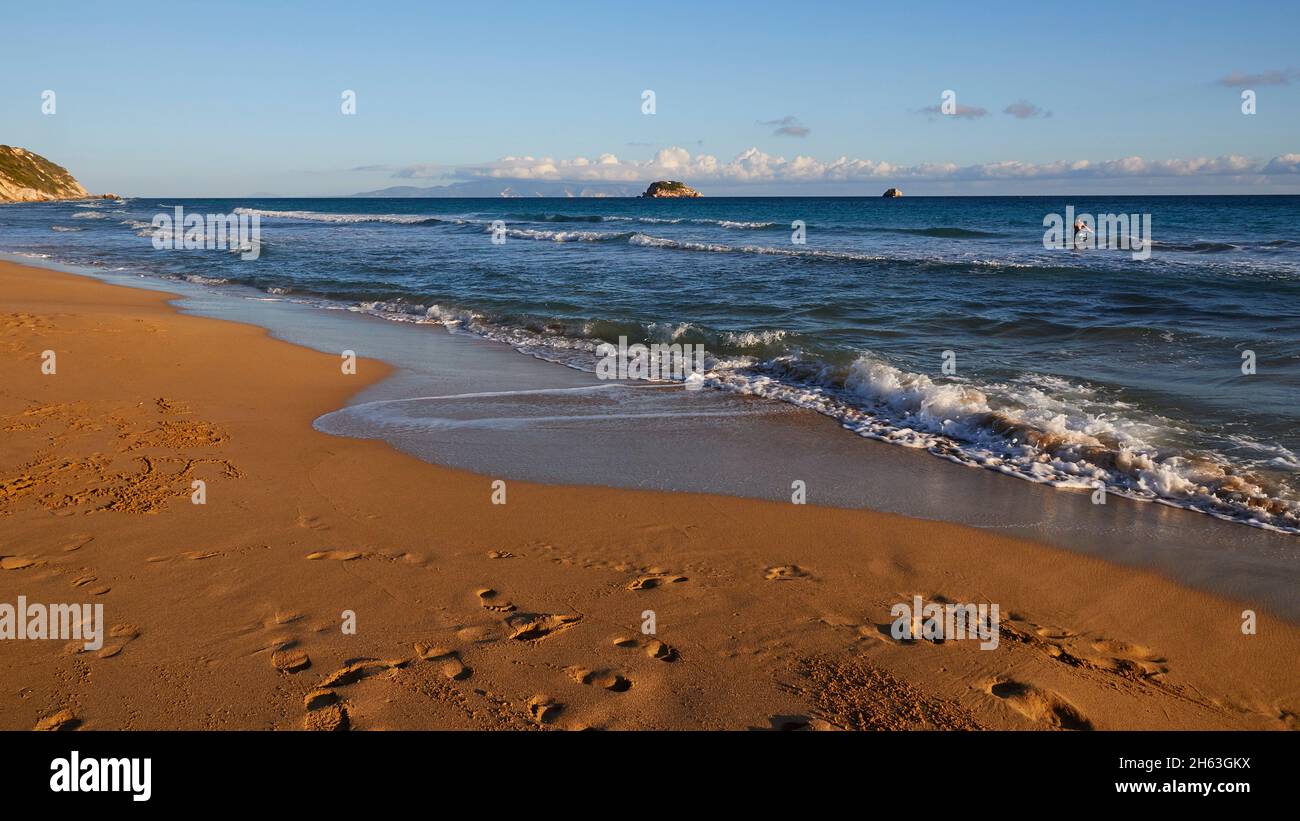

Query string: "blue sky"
[3, 0, 1298, 195]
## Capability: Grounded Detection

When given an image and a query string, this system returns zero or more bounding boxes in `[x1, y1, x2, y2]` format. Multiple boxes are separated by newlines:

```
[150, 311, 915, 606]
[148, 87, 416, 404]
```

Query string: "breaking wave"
[324, 295, 1299, 535]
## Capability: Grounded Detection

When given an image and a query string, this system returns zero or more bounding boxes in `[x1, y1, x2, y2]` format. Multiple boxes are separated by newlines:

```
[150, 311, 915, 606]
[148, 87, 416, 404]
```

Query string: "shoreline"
[25, 250, 1292, 619]
[1, 259, 1297, 730]
[6, 197, 1298, 540]
[8, 252, 1296, 623]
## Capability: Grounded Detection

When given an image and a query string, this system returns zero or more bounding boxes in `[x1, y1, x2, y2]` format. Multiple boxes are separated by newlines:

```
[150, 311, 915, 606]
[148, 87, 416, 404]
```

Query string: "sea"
[2, 194, 1298, 535]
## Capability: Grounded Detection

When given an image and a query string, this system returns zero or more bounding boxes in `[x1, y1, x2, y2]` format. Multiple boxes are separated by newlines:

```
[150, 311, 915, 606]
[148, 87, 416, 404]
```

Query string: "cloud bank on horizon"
[377, 147, 1300, 188]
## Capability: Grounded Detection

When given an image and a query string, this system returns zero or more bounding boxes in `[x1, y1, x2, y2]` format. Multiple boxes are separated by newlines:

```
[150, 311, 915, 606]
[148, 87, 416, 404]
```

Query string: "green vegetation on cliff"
[0, 146, 92, 201]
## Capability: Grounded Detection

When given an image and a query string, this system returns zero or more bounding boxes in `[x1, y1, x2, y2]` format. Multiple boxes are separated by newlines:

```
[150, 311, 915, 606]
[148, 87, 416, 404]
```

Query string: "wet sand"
[1, 259, 1297, 731]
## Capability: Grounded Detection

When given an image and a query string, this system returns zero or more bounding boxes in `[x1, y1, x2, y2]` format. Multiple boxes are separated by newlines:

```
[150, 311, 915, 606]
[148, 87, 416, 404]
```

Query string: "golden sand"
[1, 260, 1296, 731]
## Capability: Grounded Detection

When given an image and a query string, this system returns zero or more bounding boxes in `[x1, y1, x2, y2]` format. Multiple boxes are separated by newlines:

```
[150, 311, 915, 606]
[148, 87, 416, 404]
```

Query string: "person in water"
[1073, 217, 1089, 248]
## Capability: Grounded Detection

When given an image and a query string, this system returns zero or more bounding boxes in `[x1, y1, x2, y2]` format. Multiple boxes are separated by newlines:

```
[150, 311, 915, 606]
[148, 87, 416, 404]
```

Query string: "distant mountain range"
[351, 179, 643, 198]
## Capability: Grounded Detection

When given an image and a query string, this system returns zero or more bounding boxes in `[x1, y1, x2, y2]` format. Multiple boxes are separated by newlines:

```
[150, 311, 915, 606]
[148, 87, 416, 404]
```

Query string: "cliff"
[0, 146, 99, 202]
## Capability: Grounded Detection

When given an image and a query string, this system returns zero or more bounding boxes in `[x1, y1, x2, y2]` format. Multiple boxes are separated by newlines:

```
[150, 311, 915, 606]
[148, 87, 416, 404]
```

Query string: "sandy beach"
[1, 259, 1297, 732]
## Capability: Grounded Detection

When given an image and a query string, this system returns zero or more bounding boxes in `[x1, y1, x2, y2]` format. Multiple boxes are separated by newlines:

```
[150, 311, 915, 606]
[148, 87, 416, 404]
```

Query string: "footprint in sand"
[303, 689, 338, 710]
[611, 635, 680, 661]
[644, 639, 680, 662]
[476, 588, 516, 613]
[272, 647, 311, 673]
[757, 714, 839, 732]
[305, 550, 363, 562]
[455, 624, 503, 644]
[873, 623, 918, 646]
[301, 680, 348, 731]
[95, 624, 140, 659]
[506, 613, 582, 642]
[988, 679, 1093, 730]
[627, 574, 688, 591]
[765, 565, 811, 581]
[567, 666, 633, 692]
[439, 657, 472, 680]
[415, 643, 473, 680]
[319, 658, 410, 688]
[1087, 639, 1169, 676]
[414, 642, 456, 660]
[1031, 623, 1078, 640]
[1014, 618, 1170, 679]
[303, 703, 349, 731]
[61, 534, 93, 552]
[527, 695, 562, 724]
[302, 654, 439, 730]
[34, 709, 80, 731]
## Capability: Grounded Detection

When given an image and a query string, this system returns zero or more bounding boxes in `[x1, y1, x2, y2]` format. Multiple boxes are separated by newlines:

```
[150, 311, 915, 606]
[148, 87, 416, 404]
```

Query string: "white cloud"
[413, 147, 1292, 185]
[759, 115, 810, 137]
[1262, 153, 1300, 174]
[918, 103, 988, 119]
[1004, 100, 1051, 119]
[1217, 68, 1298, 87]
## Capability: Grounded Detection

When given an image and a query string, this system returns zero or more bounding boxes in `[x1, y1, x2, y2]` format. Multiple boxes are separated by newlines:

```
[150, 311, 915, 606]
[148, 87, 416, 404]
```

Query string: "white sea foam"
[696, 355, 1299, 533]
[237, 209, 774, 234]
[720, 329, 789, 347]
[600, 215, 683, 225]
[501, 227, 629, 242]
[344, 294, 1298, 534]
[716, 220, 777, 229]
[626, 232, 887, 262]
[233, 208, 457, 225]
[605, 216, 777, 229]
